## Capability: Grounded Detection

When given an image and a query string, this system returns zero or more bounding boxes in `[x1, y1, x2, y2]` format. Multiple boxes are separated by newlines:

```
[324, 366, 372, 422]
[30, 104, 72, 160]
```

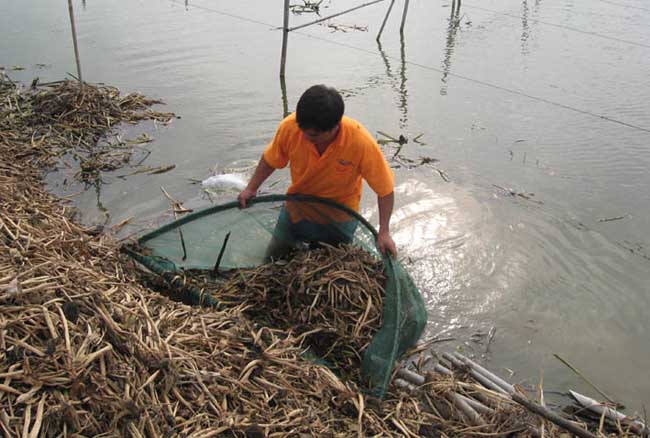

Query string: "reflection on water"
[521, 0, 530, 54]
[280, 74, 289, 118]
[519, 0, 541, 55]
[441, 0, 462, 96]
[377, 37, 409, 128]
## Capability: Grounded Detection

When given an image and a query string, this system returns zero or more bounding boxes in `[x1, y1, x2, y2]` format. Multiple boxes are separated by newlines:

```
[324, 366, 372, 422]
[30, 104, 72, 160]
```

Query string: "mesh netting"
[124, 194, 426, 398]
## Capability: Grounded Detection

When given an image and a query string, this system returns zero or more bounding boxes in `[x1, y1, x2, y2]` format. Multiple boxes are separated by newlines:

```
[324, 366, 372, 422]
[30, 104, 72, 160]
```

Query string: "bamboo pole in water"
[399, 0, 410, 34]
[376, 0, 395, 41]
[67, 0, 83, 91]
[280, 0, 290, 78]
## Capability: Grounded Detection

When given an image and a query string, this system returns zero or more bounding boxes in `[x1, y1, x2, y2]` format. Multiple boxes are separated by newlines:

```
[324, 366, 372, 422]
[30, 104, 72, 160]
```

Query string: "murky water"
[3, 0, 649, 410]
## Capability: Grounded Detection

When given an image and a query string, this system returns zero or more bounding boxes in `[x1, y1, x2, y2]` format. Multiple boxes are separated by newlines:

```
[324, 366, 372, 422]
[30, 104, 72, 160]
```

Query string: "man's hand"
[237, 156, 276, 208]
[237, 187, 257, 208]
[377, 230, 397, 258]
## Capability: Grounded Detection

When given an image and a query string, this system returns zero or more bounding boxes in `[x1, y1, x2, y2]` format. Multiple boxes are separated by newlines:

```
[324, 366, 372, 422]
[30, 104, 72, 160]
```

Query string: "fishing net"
[124, 194, 426, 398]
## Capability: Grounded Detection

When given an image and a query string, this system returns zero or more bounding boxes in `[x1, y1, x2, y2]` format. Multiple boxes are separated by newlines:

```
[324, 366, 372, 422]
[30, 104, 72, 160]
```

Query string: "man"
[237, 84, 397, 257]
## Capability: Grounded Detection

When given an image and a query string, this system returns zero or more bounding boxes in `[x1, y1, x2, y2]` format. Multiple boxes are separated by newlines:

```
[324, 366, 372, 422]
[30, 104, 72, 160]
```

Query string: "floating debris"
[290, 0, 325, 14]
[493, 184, 542, 204]
[319, 21, 368, 32]
[597, 214, 629, 223]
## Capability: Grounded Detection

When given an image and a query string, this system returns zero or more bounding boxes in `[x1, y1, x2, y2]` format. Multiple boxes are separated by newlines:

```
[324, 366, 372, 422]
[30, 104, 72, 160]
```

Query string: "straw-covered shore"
[1, 74, 646, 437]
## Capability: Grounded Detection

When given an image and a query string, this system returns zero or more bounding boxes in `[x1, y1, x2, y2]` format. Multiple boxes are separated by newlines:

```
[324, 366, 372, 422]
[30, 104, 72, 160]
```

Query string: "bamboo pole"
[399, 0, 410, 34]
[511, 392, 599, 438]
[442, 353, 511, 396]
[396, 368, 424, 385]
[289, 0, 386, 32]
[376, 0, 395, 41]
[454, 352, 516, 395]
[280, 0, 290, 78]
[66, 0, 83, 91]
[442, 353, 599, 438]
[447, 392, 485, 426]
[570, 390, 648, 436]
[396, 360, 600, 438]
[396, 367, 494, 420]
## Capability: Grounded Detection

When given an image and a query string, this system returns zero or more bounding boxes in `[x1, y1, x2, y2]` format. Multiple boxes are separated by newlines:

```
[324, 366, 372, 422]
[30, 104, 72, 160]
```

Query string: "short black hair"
[296, 85, 344, 132]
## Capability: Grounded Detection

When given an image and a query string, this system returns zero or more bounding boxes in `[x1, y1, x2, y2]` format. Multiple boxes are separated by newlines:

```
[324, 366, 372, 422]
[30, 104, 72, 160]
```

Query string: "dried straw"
[1, 72, 645, 437]
[154, 244, 386, 380]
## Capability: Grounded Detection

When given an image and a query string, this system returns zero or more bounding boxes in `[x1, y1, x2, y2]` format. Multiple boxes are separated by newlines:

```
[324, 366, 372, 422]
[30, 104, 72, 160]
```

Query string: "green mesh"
[125, 194, 426, 398]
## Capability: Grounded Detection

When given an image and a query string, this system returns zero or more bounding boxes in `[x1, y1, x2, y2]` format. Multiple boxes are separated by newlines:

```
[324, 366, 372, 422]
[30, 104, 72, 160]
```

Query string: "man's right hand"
[237, 188, 257, 208]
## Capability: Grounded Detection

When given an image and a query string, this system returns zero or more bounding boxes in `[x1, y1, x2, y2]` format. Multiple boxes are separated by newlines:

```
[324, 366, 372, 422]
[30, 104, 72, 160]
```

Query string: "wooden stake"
[280, 0, 290, 78]
[511, 392, 599, 438]
[67, 0, 84, 91]
[399, 0, 410, 34]
[376, 0, 395, 41]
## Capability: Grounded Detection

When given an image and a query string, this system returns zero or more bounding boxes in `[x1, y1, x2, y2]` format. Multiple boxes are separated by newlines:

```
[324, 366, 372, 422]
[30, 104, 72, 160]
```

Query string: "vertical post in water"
[280, 0, 290, 78]
[376, 0, 395, 41]
[67, 0, 84, 91]
[400, 0, 410, 35]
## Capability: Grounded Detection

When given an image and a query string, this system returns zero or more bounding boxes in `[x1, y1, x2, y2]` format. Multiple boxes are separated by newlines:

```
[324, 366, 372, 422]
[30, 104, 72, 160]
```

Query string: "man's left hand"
[377, 231, 397, 258]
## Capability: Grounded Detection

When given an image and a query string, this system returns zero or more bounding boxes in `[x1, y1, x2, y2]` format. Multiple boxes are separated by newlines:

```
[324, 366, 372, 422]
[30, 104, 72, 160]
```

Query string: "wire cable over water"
[178, 0, 650, 134]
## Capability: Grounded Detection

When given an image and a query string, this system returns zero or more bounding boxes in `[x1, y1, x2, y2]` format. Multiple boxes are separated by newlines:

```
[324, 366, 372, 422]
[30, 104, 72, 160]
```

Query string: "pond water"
[3, 0, 649, 411]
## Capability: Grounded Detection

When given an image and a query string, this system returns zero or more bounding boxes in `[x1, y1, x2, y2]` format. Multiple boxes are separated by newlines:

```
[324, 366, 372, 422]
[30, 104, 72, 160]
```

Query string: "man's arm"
[238, 156, 276, 208]
[377, 192, 397, 257]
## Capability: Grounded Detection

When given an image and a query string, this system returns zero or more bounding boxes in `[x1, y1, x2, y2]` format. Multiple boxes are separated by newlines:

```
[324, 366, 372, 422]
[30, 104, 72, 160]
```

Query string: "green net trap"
[124, 194, 426, 398]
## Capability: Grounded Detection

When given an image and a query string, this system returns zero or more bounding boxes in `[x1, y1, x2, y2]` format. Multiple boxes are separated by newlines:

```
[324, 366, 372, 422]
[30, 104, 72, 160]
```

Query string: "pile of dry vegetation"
[1, 74, 646, 437]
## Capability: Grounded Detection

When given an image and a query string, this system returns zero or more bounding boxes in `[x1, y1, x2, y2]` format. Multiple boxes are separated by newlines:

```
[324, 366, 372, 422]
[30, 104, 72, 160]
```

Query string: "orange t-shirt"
[263, 113, 394, 213]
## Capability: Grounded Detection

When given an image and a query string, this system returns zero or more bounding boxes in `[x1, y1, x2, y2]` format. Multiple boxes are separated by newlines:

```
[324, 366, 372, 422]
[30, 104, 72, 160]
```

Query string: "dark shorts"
[272, 206, 358, 248]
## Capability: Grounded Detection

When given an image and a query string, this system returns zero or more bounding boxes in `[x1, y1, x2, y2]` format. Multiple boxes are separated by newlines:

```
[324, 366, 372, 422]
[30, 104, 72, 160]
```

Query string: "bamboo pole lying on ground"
[454, 352, 516, 394]
[570, 390, 648, 436]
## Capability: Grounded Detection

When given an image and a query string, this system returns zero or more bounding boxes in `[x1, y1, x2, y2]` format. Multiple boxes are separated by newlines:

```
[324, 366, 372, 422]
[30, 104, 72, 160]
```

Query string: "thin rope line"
[594, 0, 650, 13]
[294, 31, 650, 134]
[179, 0, 650, 134]
[464, 3, 650, 49]
[176, 0, 277, 29]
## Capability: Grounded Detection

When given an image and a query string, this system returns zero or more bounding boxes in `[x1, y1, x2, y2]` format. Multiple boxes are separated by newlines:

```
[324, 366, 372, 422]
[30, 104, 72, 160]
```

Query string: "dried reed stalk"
[2, 72, 644, 437]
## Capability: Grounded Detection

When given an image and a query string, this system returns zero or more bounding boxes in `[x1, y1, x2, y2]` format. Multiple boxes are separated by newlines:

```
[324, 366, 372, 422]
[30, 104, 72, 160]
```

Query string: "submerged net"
[126, 194, 427, 397]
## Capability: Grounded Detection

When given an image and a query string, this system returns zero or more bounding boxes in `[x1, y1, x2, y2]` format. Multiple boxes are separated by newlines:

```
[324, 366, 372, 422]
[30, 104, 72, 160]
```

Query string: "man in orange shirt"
[237, 84, 397, 257]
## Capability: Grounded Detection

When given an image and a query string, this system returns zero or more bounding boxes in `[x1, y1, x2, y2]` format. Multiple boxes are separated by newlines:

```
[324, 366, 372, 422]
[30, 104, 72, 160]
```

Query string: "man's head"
[296, 85, 344, 132]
